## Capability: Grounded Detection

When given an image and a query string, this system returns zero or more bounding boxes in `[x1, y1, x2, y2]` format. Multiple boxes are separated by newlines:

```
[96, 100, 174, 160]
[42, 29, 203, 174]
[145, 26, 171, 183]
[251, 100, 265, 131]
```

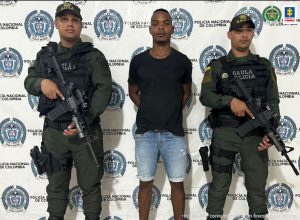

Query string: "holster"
[199, 146, 210, 172]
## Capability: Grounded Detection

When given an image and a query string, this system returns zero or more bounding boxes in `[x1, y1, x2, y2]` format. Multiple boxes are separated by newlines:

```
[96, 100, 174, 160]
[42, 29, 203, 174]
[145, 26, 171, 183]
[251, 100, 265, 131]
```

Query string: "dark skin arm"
[128, 84, 140, 107]
[181, 83, 191, 107]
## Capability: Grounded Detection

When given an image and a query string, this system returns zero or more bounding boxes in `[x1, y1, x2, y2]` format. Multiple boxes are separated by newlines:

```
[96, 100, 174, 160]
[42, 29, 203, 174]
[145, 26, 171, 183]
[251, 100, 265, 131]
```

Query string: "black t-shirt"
[128, 48, 192, 136]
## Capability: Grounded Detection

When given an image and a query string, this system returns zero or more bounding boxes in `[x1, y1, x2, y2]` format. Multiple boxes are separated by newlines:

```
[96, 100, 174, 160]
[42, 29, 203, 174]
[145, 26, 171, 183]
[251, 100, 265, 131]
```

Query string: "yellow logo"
[236, 14, 249, 23]
[61, 2, 74, 11]
[202, 66, 212, 84]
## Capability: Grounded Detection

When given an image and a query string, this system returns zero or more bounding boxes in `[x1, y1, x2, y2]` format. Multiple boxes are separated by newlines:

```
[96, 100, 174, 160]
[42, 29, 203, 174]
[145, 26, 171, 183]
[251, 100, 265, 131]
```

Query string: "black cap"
[55, 2, 82, 20]
[229, 14, 255, 31]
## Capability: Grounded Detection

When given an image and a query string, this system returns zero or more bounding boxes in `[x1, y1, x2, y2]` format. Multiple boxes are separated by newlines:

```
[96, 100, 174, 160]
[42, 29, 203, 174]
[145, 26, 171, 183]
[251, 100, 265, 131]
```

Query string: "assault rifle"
[45, 42, 99, 167]
[232, 77, 299, 176]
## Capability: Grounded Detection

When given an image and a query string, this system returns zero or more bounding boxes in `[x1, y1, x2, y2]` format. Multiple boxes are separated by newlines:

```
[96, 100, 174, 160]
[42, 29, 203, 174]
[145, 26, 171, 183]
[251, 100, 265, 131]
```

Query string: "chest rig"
[217, 55, 269, 103]
[208, 55, 270, 130]
[37, 42, 96, 121]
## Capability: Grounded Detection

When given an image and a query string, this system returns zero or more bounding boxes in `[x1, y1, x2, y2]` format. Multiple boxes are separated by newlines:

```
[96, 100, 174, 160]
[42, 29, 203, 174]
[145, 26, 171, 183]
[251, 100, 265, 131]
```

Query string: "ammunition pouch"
[30, 144, 73, 175]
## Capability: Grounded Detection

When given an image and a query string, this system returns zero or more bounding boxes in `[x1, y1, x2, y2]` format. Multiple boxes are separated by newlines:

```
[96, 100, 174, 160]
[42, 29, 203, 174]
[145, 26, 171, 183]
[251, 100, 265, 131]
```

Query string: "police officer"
[24, 2, 112, 220]
[200, 14, 280, 220]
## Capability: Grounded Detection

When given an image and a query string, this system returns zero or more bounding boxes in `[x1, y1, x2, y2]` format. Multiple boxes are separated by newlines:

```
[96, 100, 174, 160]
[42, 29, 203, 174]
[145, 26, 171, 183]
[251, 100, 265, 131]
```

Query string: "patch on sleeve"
[202, 66, 212, 84]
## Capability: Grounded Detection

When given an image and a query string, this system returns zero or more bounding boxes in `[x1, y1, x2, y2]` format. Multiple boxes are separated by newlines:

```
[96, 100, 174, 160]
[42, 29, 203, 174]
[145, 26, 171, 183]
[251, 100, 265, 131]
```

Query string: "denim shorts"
[134, 131, 188, 182]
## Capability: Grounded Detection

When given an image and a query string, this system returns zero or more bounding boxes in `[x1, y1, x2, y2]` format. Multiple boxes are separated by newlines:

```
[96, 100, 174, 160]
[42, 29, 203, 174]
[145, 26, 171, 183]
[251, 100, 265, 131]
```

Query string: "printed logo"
[233, 216, 251, 220]
[263, 6, 282, 24]
[106, 82, 125, 111]
[94, 9, 123, 40]
[269, 44, 299, 75]
[30, 160, 47, 179]
[2, 185, 29, 212]
[63, 0, 87, 5]
[283, 6, 296, 24]
[24, 10, 54, 40]
[102, 128, 131, 135]
[170, 8, 193, 39]
[103, 150, 126, 177]
[277, 116, 297, 142]
[279, 91, 300, 99]
[199, 45, 227, 74]
[68, 185, 83, 211]
[132, 184, 161, 209]
[232, 153, 244, 176]
[266, 183, 293, 211]
[0, 1, 17, 6]
[102, 193, 131, 202]
[198, 183, 209, 209]
[298, 155, 300, 172]
[108, 58, 129, 67]
[0, 117, 26, 147]
[28, 94, 39, 111]
[235, 7, 264, 36]
[104, 217, 122, 220]
[131, 46, 151, 59]
[198, 118, 213, 145]
[0, 161, 30, 170]
[0, 47, 23, 77]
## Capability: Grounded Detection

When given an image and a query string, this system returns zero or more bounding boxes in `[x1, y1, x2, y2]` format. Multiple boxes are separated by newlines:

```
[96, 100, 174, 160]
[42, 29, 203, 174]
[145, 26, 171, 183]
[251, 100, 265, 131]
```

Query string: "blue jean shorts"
[134, 131, 188, 182]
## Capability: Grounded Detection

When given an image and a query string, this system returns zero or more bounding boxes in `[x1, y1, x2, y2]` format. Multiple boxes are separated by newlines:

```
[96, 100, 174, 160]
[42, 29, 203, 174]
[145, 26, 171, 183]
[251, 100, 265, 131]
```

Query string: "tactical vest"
[212, 55, 269, 122]
[37, 42, 96, 122]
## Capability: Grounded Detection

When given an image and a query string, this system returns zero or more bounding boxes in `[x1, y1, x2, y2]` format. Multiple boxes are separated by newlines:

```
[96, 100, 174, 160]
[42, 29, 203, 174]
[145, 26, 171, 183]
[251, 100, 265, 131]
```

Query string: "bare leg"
[170, 181, 185, 220]
[138, 180, 154, 220]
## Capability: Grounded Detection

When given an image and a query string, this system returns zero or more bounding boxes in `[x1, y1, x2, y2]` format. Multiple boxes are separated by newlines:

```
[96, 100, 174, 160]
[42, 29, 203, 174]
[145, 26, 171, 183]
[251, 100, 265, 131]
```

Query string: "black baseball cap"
[229, 14, 255, 31]
[55, 2, 82, 20]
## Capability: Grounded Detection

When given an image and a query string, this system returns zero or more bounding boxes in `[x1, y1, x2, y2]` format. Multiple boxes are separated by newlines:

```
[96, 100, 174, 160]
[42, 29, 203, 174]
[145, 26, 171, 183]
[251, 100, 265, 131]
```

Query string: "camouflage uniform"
[200, 51, 280, 219]
[24, 39, 112, 220]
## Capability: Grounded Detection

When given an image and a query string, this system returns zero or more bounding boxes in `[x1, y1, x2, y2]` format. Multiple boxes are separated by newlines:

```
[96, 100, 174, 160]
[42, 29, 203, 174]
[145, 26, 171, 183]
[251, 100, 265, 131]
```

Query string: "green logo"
[263, 6, 281, 23]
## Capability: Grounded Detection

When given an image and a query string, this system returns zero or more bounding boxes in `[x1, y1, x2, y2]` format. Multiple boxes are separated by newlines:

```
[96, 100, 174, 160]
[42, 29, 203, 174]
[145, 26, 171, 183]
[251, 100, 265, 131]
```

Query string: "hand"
[258, 135, 273, 151]
[63, 122, 78, 136]
[230, 97, 254, 119]
[41, 79, 65, 100]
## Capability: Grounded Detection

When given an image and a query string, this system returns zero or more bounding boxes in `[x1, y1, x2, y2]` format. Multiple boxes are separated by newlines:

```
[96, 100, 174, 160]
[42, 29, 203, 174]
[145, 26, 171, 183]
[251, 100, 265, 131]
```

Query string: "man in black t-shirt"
[128, 8, 192, 220]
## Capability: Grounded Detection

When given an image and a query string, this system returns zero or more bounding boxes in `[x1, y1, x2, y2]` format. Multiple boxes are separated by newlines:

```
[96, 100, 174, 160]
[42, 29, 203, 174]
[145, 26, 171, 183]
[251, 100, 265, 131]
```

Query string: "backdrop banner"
[0, 1, 299, 220]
